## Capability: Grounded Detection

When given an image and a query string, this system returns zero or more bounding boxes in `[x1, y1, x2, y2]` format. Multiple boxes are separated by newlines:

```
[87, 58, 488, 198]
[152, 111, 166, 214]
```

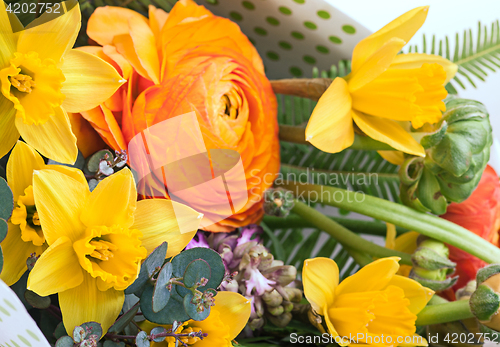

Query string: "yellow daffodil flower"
[27, 168, 202, 334]
[305, 6, 457, 157]
[0, 0, 125, 164]
[386, 223, 420, 277]
[140, 291, 251, 347]
[0, 141, 88, 285]
[303, 257, 434, 347]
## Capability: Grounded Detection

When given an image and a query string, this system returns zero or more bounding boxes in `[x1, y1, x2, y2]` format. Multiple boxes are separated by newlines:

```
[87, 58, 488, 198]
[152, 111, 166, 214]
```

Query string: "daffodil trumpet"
[279, 181, 500, 264]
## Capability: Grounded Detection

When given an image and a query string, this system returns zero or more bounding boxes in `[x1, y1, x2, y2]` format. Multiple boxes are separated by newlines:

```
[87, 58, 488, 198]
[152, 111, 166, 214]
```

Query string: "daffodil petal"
[17, 0, 81, 64]
[352, 6, 429, 72]
[387, 275, 434, 315]
[0, 222, 41, 286]
[212, 291, 251, 340]
[128, 15, 160, 84]
[352, 111, 425, 157]
[87, 6, 149, 46]
[32, 168, 88, 245]
[324, 306, 344, 345]
[0, 1, 16, 68]
[378, 150, 405, 165]
[81, 168, 136, 229]
[303, 257, 339, 315]
[348, 38, 406, 92]
[395, 231, 420, 254]
[58, 273, 125, 335]
[385, 223, 397, 250]
[131, 199, 201, 258]
[7, 141, 45, 200]
[305, 77, 354, 153]
[391, 53, 458, 84]
[15, 106, 78, 164]
[60, 49, 125, 113]
[0, 96, 18, 159]
[335, 257, 400, 296]
[7, 10, 23, 33]
[27, 236, 84, 296]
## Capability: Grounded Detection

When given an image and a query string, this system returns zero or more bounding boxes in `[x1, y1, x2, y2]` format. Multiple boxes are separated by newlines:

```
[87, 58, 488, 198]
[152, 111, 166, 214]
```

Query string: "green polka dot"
[317, 10, 330, 19]
[267, 51, 280, 61]
[279, 41, 292, 50]
[291, 31, 304, 40]
[11, 340, 20, 347]
[293, 0, 305, 3]
[304, 21, 317, 30]
[242, 1, 254, 10]
[329, 36, 342, 44]
[206, 0, 218, 4]
[290, 66, 303, 77]
[316, 45, 329, 54]
[303, 55, 316, 64]
[266, 17, 280, 26]
[342, 25, 356, 34]
[18, 335, 31, 347]
[3, 299, 15, 311]
[0, 304, 10, 316]
[230, 11, 243, 21]
[279, 6, 292, 15]
[26, 330, 40, 342]
[254, 27, 267, 36]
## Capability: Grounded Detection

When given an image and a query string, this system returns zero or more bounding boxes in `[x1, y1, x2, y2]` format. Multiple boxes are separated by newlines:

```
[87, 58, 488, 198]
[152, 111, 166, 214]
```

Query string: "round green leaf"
[0, 218, 7, 243]
[145, 242, 168, 276]
[81, 321, 103, 339]
[135, 331, 150, 347]
[54, 322, 67, 340]
[172, 248, 224, 297]
[73, 326, 85, 343]
[86, 150, 114, 173]
[55, 336, 74, 347]
[150, 327, 167, 342]
[183, 292, 210, 321]
[24, 290, 51, 309]
[108, 302, 140, 334]
[140, 286, 190, 324]
[103, 341, 126, 347]
[183, 259, 211, 288]
[0, 177, 13, 221]
[152, 263, 172, 313]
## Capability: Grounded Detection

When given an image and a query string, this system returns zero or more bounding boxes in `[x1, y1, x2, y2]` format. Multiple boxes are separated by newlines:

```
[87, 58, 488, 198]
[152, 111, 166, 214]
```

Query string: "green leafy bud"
[263, 188, 295, 217]
[477, 264, 500, 285]
[399, 97, 492, 215]
[470, 273, 500, 332]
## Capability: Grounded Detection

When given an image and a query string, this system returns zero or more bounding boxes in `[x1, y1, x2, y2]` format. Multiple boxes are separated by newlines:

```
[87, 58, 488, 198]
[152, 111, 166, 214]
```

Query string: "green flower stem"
[416, 299, 473, 326]
[292, 200, 413, 265]
[345, 247, 373, 267]
[280, 181, 500, 264]
[262, 215, 408, 236]
[278, 124, 394, 150]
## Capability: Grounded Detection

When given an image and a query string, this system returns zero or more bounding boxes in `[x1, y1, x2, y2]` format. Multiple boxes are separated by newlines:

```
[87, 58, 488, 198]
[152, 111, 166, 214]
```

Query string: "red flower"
[440, 165, 500, 291]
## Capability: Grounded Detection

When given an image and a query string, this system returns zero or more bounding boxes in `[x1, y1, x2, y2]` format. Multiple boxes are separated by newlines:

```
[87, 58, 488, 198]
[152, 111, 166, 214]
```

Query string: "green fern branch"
[409, 20, 500, 90]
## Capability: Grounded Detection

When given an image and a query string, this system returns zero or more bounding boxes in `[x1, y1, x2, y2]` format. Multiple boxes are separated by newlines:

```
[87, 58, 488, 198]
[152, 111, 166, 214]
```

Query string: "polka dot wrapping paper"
[198, 0, 371, 78]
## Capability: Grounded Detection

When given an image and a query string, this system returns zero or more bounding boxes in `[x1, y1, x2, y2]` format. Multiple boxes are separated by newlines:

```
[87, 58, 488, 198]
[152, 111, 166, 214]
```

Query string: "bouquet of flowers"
[1, 0, 500, 346]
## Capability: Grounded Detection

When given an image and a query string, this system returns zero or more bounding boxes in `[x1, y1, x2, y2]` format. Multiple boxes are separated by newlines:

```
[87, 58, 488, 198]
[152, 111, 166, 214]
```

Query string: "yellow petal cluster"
[305, 6, 458, 157]
[303, 257, 434, 347]
[140, 291, 251, 347]
[26, 167, 202, 334]
[0, 0, 125, 164]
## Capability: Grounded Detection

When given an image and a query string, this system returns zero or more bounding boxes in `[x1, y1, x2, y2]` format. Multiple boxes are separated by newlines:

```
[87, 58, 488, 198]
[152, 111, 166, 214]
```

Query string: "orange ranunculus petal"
[162, 0, 212, 30]
[149, 5, 169, 41]
[351, 6, 429, 73]
[348, 37, 406, 92]
[113, 34, 152, 80]
[80, 105, 127, 151]
[80, 168, 136, 228]
[335, 257, 400, 296]
[352, 110, 425, 157]
[27, 236, 84, 296]
[87, 6, 148, 46]
[128, 15, 160, 84]
[391, 53, 458, 84]
[305, 77, 354, 153]
[303, 257, 339, 316]
[67, 112, 107, 157]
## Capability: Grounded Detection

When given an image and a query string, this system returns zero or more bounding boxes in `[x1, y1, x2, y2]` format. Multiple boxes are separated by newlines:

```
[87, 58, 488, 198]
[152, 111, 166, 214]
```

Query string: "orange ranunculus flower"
[440, 165, 500, 292]
[76, 0, 279, 232]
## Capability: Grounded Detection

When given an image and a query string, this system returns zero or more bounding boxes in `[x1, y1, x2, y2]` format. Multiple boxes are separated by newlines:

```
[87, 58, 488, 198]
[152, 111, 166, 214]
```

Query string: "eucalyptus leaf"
[141, 285, 190, 324]
[86, 150, 113, 173]
[108, 302, 140, 333]
[152, 262, 172, 313]
[183, 292, 210, 321]
[183, 259, 211, 288]
[171, 248, 224, 297]
[24, 290, 51, 309]
[125, 242, 168, 295]
[0, 177, 13, 221]
[135, 331, 150, 347]
[55, 336, 74, 347]
[54, 322, 67, 340]
[150, 327, 167, 342]
[103, 341, 126, 347]
[0, 218, 7, 242]
[73, 326, 85, 343]
[81, 321, 103, 340]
